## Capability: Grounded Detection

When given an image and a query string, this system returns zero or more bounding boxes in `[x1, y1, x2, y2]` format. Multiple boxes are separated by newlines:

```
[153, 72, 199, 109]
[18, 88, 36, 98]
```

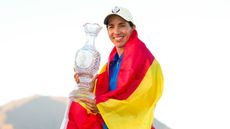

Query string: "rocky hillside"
[0, 95, 170, 129]
[0, 95, 67, 129]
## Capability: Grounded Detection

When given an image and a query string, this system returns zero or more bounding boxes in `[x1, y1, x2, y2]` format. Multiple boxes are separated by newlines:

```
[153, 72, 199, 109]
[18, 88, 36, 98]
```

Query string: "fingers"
[74, 73, 80, 84]
[92, 74, 98, 81]
[90, 74, 98, 88]
[81, 98, 95, 110]
[79, 98, 99, 113]
[80, 97, 95, 105]
[73, 67, 80, 84]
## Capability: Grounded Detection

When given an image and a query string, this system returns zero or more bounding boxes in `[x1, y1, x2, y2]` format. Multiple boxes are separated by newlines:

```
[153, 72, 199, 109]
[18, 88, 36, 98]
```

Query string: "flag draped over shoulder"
[61, 30, 163, 129]
[95, 30, 164, 129]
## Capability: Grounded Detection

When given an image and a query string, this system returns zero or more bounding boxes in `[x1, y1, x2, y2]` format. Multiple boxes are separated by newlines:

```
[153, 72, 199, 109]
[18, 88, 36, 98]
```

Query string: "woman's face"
[107, 15, 135, 52]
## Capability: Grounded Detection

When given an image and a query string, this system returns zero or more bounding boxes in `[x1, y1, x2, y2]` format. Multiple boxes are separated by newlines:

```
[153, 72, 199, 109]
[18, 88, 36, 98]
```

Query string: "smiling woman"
[106, 15, 135, 56]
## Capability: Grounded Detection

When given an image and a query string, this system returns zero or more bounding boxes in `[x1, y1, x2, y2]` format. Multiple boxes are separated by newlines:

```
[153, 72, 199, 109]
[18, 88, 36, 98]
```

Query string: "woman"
[62, 6, 163, 129]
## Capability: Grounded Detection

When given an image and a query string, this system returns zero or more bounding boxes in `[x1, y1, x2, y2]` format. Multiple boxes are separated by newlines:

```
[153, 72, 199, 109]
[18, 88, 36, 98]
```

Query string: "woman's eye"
[108, 26, 114, 29]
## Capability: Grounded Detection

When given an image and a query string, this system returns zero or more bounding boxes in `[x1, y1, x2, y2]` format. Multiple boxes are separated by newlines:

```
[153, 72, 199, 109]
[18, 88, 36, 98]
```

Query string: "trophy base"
[69, 89, 95, 100]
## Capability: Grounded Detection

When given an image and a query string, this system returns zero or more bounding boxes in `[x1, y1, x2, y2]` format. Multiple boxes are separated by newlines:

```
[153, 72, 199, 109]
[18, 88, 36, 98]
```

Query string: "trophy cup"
[70, 23, 102, 100]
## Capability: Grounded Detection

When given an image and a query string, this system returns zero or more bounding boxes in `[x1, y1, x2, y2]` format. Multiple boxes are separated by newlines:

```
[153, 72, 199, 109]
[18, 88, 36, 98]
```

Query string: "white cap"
[104, 6, 134, 25]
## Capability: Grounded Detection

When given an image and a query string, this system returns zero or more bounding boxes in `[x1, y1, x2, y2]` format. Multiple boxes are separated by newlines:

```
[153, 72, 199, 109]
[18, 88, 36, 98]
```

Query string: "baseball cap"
[104, 6, 134, 25]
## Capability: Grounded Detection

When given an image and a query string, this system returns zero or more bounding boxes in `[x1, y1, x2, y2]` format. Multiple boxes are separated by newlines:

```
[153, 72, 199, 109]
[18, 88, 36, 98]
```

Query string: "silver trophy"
[70, 23, 102, 100]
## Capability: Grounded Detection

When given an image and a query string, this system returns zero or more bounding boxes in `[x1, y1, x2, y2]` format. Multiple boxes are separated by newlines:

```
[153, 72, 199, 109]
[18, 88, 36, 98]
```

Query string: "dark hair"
[106, 21, 135, 28]
[128, 21, 135, 27]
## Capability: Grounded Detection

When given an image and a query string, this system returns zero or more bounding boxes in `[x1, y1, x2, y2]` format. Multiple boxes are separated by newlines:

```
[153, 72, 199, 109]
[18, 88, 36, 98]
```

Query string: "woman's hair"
[106, 21, 135, 28]
[128, 21, 135, 27]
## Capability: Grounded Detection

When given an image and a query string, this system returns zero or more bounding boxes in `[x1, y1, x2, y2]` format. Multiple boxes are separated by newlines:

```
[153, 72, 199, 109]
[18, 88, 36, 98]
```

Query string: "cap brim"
[103, 14, 134, 25]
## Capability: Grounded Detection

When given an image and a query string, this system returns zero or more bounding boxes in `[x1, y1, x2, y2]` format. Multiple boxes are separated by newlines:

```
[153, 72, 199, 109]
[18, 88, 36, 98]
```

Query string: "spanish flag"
[61, 30, 163, 129]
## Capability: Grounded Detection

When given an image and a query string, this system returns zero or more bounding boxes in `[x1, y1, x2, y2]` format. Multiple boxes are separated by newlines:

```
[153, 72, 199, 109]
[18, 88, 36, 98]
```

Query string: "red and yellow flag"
[95, 30, 163, 129]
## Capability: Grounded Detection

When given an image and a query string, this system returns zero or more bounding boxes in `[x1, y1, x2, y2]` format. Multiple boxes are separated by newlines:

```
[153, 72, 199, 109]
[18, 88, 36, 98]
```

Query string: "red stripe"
[66, 101, 103, 129]
[96, 30, 155, 103]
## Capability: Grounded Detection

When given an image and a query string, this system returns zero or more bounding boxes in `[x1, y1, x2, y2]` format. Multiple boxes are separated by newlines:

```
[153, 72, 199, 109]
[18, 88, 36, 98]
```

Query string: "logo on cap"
[112, 6, 120, 14]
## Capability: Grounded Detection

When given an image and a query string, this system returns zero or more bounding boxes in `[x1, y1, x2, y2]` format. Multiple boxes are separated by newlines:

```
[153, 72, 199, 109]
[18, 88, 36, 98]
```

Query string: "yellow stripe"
[100, 63, 107, 73]
[97, 60, 163, 129]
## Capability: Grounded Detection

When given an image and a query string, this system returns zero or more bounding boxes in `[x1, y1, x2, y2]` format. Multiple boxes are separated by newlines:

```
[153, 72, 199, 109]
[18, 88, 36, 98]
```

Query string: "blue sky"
[0, 0, 230, 129]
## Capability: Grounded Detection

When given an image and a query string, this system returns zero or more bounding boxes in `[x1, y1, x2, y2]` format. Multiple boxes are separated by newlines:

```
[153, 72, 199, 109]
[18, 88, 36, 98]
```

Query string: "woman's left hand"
[79, 97, 99, 113]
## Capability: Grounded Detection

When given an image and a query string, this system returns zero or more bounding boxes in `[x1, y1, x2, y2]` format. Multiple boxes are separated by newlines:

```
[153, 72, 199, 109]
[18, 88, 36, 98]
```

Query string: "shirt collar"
[113, 52, 122, 61]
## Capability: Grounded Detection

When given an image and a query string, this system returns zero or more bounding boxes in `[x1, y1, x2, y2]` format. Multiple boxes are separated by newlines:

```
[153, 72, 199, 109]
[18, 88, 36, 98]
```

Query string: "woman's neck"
[116, 47, 124, 56]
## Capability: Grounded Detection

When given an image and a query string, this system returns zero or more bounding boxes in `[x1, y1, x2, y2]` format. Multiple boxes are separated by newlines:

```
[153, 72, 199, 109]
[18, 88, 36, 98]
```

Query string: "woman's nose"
[113, 27, 120, 34]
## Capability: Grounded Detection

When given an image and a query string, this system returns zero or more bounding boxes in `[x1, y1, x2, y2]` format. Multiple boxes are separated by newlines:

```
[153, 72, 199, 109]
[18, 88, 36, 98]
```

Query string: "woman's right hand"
[74, 72, 80, 84]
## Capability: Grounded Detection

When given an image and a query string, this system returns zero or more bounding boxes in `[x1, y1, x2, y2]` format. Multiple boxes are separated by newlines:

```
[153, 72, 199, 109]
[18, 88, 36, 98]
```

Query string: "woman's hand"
[79, 97, 99, 113]
[90, 74, 98, 91]
[73, 70, 99, 113]
[74, 72, 80, 84]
